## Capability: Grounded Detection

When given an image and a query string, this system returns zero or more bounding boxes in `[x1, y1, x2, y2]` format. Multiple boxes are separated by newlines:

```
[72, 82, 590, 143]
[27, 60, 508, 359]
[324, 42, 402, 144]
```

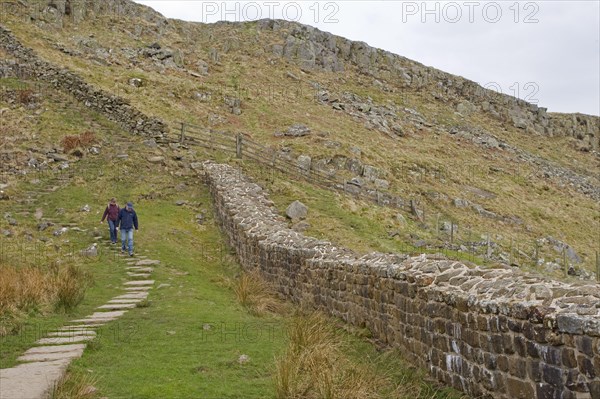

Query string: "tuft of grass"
[233, 270, 285, 316]
[274, 312, 387, 399]
[136, 298, 151, 308]
[0, 265, 53, 335]
[52, 371, 99, 399]
[0, 262, 91, 335]
[54, 264, 91, 312]
[61, 131, 97, 152]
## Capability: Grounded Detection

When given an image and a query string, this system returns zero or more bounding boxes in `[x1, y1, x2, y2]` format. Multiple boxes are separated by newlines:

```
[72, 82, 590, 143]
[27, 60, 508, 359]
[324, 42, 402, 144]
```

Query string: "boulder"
[297, 155, 311, 171]
[286, 200, 308, 220]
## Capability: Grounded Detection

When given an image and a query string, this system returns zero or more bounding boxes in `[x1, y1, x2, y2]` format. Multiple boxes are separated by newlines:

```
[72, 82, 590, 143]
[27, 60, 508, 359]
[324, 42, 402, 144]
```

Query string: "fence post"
[450, 221, 454, 244]
[563, 247, 568, 277]
[180, 122, 186, 143]
[236, 133, 242, 159]
[596, 251, 599, 282]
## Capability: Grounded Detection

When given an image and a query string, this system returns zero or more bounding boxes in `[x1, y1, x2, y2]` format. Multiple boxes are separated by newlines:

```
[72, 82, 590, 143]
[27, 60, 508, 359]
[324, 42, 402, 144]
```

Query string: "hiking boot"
[129, 252, 134, 257]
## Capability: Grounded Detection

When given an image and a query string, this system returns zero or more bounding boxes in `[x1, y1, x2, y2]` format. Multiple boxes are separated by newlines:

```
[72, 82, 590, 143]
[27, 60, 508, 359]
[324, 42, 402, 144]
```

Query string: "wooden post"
[563, 247, 568, 277]
[450, 221, 454, 244]
[436, 214, 440, 238]
[180, 122, 185, 143]
[596, 251, 599, 282]
[236, 133, 242, 159]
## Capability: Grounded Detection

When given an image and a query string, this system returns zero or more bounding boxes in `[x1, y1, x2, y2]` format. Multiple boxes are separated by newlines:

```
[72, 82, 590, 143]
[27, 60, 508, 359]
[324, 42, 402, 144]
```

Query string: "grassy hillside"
[0, 74, 466, 398]
[1, 4, 598, 278]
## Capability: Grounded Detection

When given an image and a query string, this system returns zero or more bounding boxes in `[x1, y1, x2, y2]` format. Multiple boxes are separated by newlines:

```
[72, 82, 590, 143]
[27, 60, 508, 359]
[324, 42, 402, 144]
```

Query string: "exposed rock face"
[0, 26, 168, 138]
[257, 19, 599, 150]
[204, 161, 600, 399]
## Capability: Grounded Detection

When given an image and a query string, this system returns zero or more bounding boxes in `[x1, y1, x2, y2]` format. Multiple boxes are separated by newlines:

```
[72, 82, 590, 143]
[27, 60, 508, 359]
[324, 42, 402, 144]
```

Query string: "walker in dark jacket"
[101, 199, 120, 244]
[117, 203, 138, 256]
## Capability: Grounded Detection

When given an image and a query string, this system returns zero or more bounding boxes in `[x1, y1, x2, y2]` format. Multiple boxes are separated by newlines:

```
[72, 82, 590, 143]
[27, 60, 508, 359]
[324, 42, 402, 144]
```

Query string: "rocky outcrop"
[257, 19, 599, 150]
[0, 25, 168, 138]
[203, 161, 600, 399]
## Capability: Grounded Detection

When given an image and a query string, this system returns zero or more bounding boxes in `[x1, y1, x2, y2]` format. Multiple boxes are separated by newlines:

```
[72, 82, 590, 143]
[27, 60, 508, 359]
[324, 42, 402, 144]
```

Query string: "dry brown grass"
[0, 263, 90, 336]
[233, 270, 285, 316]
[274, 312, 387, 399]
[60, 131, 97, 152]
[16, 88, 35, 104]
[52, 371, 99, 399]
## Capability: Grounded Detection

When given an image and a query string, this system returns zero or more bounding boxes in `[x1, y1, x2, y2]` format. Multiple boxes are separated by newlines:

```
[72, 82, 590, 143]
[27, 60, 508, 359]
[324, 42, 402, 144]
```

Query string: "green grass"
[0, 78, 466, 398]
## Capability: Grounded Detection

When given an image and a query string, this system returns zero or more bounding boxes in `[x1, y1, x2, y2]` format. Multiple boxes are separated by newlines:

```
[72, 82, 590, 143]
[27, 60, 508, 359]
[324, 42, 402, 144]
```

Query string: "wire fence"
[174, 122, 600, 280]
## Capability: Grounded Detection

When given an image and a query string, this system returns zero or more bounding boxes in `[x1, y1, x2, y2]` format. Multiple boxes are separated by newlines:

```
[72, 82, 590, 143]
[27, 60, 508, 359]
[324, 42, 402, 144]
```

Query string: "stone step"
[36, 335, 95, 345]
[70, 310, 127, 324]
[127, 273, 152, 279]
[97, 303, 137, 310]
[47, 330, 96, 337]
[114, 293, 148, 300]
[0, 359, 71, 399]
[108, 298, 145, 304]
[126, 267, 154, 273]
[17, 345, 85, 362]
[57, 324, 100, 331]
[124, 287, 152, 291]
[134, 259, 160, 266]
[124, 280, 155, 286]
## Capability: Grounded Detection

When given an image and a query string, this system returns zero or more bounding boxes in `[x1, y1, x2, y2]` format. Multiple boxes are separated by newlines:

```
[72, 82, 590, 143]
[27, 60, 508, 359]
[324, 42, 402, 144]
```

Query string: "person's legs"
[108, 220, 116, 243]
[127, 229, 134, 255]
[121, 228, 127, 252]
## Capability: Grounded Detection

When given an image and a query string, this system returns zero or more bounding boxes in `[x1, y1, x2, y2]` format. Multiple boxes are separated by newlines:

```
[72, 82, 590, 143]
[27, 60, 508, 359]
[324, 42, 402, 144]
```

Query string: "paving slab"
[135, 259, 160, 266]
[68, 319, 109, 325]
[126, 267, 154, 272]
[124, 286, 151, 291]
[114, 292, 148, 300]
[0, 359, 70, 399]
[108, 298, 144, 304]
[17, 345, 85, 363]
[70, 310, 127, 324]
[36, 335, 95, 345]
[127, 273, 151, 278]
[57, 325, 99, 331]
[97, 303, 137, 310]
[124, 280, 155, 286]
[22, 344, 86, 355]
[48, 330, 96, 337]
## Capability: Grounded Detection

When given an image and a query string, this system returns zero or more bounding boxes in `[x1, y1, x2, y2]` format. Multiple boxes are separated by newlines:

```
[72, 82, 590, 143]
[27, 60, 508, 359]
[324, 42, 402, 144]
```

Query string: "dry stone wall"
[0, 25, 167, 138]
[203, 161, 600, 399]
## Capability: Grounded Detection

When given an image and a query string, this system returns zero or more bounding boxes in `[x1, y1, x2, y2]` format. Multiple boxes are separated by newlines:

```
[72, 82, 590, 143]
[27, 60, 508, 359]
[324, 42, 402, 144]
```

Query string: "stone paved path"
[0, 250, 160, 399]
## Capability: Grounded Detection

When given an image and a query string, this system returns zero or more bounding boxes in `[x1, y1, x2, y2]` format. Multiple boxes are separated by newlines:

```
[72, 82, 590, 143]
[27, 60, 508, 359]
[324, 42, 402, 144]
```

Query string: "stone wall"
[0, 25, 167, 138]
[203, 161, 600, 399]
